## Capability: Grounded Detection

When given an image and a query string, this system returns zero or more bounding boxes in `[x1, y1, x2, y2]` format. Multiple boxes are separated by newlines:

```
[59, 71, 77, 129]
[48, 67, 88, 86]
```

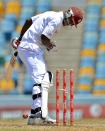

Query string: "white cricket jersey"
[19, 11, 64, 53]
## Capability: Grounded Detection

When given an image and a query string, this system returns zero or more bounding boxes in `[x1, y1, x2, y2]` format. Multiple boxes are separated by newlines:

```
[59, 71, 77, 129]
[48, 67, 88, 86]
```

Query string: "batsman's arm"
[7, 18, 32, 80]
[12, 18, 33, 49]
[18, 19, 32, 41]
[41, 34, 56, 51]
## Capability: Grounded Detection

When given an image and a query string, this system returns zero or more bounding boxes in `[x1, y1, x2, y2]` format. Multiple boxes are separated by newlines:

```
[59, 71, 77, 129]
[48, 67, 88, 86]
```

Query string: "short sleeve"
[42, 19, 61, 39]
[31, 14, 40, 22]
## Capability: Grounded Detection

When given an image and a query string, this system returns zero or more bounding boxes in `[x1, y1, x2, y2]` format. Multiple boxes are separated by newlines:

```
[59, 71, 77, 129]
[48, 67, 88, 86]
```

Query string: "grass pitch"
[0, 119, 105, 131]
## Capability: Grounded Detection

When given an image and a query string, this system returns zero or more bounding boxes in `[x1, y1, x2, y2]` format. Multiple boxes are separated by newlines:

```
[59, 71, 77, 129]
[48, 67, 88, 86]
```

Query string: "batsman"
[12, 7, 83, 125]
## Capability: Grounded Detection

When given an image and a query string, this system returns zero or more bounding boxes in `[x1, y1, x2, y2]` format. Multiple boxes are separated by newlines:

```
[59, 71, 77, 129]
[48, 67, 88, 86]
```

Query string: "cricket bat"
[6, 51, 18, 80]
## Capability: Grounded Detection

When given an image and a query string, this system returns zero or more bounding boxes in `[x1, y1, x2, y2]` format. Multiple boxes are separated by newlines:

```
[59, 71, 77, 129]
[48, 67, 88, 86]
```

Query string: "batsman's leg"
[28, 84, 42, 125]
[28, 71, 56, 125]
[18, 47, 55, 125]
[41, 71, 56, 124]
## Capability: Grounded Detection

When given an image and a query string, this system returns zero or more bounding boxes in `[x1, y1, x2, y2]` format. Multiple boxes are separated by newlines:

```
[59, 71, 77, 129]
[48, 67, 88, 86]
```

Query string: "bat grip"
[14, 51, 18, 57]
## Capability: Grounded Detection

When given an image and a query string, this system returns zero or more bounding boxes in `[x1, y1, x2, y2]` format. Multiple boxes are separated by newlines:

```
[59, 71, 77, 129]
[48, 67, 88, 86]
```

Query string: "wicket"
[56, 69, 74, 126]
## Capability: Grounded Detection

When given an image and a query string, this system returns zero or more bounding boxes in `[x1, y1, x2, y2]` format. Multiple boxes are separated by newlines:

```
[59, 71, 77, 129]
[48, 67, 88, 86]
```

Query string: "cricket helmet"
[64, 7, 83, 27]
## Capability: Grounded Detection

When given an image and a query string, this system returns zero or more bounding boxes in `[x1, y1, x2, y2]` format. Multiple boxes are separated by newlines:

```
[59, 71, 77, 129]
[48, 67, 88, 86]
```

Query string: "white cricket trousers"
[18, 47, 47, 114]
[18, 47, 47, 83]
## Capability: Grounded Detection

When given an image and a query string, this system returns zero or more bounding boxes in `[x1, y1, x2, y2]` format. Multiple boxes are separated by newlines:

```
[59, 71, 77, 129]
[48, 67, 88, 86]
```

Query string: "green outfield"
[0, 119, 105, 131]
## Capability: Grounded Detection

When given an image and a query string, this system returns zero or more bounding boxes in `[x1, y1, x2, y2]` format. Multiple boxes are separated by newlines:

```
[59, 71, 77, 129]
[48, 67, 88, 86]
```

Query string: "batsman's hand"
[47, 41, 56, 51]
[11, 37, 20, 49]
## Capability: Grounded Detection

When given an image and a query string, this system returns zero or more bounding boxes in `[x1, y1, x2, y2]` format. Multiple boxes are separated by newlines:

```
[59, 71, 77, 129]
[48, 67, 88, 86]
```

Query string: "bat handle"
[14, 51, 18, 57]
[10, 51, 18, 67]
